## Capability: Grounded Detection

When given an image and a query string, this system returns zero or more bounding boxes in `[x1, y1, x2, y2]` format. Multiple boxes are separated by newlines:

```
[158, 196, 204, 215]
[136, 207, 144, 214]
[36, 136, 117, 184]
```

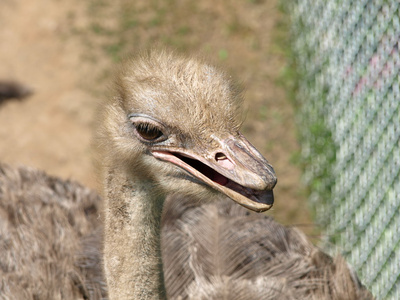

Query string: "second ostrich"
[0, 50, 373, 299]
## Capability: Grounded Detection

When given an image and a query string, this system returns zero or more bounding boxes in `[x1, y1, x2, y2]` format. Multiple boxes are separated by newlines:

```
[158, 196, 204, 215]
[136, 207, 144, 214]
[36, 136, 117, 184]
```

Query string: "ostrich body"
[0, 50, 373, 299]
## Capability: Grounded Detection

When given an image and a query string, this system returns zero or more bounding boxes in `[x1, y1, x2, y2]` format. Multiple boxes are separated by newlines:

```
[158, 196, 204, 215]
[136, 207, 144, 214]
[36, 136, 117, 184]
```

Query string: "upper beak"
[151, 133, 277, 212]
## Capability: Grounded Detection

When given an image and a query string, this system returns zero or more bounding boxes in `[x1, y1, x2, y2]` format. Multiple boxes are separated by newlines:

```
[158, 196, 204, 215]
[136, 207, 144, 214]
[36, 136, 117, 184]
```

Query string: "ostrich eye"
[135, 122, 164, 141]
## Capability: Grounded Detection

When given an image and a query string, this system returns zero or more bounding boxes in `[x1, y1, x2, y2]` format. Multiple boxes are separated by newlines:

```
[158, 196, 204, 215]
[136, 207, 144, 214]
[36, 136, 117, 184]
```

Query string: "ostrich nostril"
[215, 152, 227, 161]
[215, 152, 234, 170]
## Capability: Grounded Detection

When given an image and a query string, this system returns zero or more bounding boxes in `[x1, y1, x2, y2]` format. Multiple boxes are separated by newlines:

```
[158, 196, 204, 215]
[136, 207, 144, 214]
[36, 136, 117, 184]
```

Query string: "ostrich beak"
[151, 133, 277, 213]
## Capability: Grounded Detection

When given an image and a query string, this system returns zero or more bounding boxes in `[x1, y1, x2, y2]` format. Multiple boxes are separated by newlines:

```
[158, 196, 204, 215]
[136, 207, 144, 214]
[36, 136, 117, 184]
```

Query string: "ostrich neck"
[103, 167, 166, 300]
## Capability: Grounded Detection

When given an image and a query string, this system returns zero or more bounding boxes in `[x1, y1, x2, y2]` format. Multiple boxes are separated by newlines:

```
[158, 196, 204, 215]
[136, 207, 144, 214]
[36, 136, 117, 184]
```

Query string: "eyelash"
[134, 122, 164, 141]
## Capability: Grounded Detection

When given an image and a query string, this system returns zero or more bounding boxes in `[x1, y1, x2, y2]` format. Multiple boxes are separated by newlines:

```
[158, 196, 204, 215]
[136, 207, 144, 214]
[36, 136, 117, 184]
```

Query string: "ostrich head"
[100, 50, 277, 212]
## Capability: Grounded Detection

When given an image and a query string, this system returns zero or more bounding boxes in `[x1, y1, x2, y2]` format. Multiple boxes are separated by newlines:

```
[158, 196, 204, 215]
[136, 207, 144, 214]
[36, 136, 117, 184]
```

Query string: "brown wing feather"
[161, 197, 373, 300]
[0, 164, 105, 299]
[0, 164, 373, 299]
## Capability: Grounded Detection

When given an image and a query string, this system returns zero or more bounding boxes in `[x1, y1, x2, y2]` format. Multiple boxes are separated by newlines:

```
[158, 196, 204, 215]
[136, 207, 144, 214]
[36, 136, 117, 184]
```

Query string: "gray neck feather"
[103, 168, 166, 300]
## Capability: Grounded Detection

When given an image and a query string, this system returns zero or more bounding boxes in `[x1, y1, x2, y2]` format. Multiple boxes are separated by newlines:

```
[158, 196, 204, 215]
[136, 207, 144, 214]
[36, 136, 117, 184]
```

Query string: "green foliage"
[218, 49, 229, 60]
[277, 1, 337, 223]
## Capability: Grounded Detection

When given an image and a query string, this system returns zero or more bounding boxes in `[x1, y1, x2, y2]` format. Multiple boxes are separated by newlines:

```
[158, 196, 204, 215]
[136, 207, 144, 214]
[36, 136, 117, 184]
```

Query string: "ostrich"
[0, 50, 373, 299]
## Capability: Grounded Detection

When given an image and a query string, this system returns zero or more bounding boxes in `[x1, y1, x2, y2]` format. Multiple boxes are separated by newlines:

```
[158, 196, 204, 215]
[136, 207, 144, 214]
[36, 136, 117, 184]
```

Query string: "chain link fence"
[287, 1, 400, 299]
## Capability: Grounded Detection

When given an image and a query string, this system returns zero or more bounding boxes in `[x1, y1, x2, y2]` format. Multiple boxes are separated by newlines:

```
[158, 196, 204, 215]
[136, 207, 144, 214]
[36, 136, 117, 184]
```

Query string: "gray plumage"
[0, 164, 372, 299]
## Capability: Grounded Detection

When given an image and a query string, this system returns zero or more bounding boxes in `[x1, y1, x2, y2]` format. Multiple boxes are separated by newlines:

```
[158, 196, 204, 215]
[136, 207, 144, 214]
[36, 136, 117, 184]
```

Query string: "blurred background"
[288, 1, 400, 299]
[1, 0, 399, 299]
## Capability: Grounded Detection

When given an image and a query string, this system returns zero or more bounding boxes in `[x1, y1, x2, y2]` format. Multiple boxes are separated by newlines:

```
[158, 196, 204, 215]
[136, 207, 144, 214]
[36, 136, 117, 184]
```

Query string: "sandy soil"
[0, 0, 311, 227]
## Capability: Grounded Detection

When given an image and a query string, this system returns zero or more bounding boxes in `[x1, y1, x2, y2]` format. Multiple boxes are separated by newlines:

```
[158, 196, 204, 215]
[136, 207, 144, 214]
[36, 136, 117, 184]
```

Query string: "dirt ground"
[0, 0, 311, 227]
